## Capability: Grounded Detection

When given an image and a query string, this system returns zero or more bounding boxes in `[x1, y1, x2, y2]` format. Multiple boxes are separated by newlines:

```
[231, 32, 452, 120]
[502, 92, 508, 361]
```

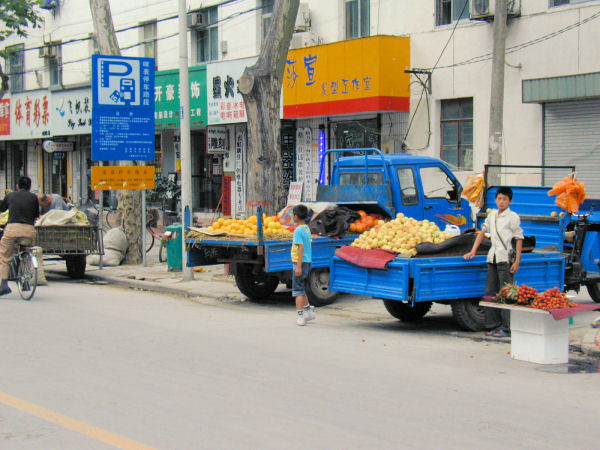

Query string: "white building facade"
[1, 0, 599, 209]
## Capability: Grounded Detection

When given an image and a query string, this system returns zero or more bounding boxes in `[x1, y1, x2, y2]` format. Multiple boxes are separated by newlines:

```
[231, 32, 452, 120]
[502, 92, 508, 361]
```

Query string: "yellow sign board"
[283, 35, 410, 118]
[91, 166, 156, 191]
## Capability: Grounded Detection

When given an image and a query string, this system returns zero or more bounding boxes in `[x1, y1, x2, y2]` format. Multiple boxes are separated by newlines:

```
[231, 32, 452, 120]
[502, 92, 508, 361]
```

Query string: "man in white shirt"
[464, 186, 524, 337]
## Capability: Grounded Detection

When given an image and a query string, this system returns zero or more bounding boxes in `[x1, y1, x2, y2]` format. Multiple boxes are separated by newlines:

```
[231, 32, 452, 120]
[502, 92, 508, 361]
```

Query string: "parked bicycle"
[146, 208, 168, 262]
[8, 237, 38, 300]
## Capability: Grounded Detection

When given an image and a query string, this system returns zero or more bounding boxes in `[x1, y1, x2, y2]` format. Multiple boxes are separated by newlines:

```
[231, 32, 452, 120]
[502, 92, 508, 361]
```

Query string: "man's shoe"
[0, 286, 12, 296]
[296, 315, 306, 326]
[304, 306, 316, 322]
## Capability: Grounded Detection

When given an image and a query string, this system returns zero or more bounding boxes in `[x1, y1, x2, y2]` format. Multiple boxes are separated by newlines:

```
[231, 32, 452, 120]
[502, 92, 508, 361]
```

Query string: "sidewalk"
[42, 250, 600, 358]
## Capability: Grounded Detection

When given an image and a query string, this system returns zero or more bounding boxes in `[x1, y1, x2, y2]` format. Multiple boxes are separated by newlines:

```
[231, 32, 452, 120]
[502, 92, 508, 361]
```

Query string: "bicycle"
[8, 237, 38, 301]
[145, 208, 168, 262]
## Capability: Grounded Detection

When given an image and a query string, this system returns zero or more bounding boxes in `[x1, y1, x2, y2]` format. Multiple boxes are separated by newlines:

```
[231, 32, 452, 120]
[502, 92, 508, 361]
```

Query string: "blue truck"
[186, 148, 473, 306]
[329, 164, 600, 331]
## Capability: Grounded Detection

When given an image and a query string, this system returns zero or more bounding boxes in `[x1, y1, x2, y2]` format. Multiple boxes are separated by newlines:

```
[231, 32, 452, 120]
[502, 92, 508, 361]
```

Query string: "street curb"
[46, 268, 243, 301]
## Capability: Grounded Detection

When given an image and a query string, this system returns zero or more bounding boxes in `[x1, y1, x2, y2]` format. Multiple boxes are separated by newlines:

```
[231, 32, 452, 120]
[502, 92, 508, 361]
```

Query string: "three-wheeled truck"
[186, 148, 473, 306]
[328, 165, 600, 331]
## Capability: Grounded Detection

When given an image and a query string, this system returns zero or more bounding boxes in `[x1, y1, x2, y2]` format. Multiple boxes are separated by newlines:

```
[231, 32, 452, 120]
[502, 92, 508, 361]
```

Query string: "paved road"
[1, 276, 598, 449]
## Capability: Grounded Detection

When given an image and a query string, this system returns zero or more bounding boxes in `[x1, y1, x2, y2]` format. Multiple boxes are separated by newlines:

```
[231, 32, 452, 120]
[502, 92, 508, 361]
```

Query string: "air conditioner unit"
[39, 45, 58, 58]
[290, 31, 319, 49]
[470, 0, 521, 21]
[295, 3, 311, 32]
[187, 11, 208, 28]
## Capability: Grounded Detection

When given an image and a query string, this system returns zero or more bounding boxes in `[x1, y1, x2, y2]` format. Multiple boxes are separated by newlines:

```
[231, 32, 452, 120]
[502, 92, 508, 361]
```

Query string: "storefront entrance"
[192, 132, 222, 212]
[43, 149, 68, 196]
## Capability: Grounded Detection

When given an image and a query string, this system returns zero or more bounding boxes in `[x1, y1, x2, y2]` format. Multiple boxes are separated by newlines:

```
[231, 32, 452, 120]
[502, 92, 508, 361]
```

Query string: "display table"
[480, 302, 569, 364]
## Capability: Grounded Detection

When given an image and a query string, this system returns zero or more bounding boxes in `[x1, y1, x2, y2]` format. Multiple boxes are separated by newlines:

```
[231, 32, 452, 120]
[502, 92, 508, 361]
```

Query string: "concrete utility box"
[166, 224, 183, 271]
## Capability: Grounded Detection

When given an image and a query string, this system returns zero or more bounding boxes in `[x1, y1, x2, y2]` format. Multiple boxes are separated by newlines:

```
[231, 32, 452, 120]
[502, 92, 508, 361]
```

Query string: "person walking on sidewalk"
[0, 177, 39, 296]
[464, 186, 524, 337]
[291, 204, 315, 326]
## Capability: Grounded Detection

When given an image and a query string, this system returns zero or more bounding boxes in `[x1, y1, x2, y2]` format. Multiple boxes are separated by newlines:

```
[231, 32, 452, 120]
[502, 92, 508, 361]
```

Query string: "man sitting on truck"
[0, 176, 39, 296]
[464, 186, 523, 337]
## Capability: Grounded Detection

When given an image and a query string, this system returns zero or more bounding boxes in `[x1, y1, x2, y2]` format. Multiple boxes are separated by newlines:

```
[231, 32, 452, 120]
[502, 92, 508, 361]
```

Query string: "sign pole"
[142, 189, 147, 267]
[179, 0, 193, 281]
[99, 162, 104, 270]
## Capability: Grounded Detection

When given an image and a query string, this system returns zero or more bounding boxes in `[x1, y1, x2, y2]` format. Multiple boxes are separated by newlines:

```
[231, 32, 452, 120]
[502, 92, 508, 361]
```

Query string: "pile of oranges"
[206, 214, 292, 236]
[349, 210, 383, 233]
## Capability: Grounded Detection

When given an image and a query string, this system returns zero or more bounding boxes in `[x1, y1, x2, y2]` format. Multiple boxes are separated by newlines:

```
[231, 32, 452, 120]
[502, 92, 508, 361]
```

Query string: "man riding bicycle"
[0, 176, 39, 296]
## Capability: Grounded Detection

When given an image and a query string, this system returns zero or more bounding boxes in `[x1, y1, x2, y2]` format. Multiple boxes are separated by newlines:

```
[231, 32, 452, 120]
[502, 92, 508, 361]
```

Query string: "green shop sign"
[155, 65, 207, 129]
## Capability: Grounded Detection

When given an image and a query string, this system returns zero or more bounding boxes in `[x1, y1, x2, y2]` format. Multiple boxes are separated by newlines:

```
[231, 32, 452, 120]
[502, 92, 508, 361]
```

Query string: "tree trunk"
[0, 62, 9, 100]
[89, 0, 142, 263]
[239, 0, 299, 217]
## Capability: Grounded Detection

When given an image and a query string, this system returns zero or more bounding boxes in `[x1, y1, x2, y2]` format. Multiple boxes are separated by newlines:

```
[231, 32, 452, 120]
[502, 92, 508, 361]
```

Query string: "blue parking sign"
[92, 55, 155, 161]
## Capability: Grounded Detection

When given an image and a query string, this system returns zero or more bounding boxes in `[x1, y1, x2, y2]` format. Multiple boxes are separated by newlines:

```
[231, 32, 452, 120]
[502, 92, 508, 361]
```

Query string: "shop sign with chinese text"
[0, 99, 10, 136]
[9, 90, 51, 139]
[207, 126, 228, 154]
[51, 88, 92, 135]
[91, 165, 156, 190]
[283, 36, 410, 118]
[207, 57, 257, 125]
[91, 55, 155, 161]
[154, 66, 207, 129]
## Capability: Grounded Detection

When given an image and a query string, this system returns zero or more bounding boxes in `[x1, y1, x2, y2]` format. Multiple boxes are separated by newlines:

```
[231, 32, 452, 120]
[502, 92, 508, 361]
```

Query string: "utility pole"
[178, 0, 193, 281]
[488, 0, 508, 185]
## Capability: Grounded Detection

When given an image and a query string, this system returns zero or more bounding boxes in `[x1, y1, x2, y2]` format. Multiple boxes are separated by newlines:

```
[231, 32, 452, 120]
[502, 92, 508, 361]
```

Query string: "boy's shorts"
[292, 262, 311, 297]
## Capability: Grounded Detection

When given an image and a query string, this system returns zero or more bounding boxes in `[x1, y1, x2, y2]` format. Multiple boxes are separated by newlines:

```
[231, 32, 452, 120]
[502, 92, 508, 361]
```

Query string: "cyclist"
[0, 176, 39, 296]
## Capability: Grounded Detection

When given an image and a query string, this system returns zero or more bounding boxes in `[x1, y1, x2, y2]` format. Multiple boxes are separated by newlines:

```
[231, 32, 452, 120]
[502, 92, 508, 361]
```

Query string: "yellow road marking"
[0, 391, 156, 450]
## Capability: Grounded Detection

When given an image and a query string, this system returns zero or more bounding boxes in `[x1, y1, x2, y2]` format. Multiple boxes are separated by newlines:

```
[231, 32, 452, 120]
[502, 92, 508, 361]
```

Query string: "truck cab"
[317, 149, 473, 231]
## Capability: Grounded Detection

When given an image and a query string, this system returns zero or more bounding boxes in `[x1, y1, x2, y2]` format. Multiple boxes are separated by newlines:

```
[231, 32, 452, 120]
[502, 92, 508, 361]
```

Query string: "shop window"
[436, 0, 469, 26]
[397, 167, 418, 205]
[261, 0, 274, 40]
[550, 0, 592, 6]
[440, 98, 473, 170]
[335, 119, 379, 150]
[46, 42, 62, 87]
[420, 166, 456, 199]
[196, 7, 219, 63]
[6, 44, 24, 93]
[9, 142, 27, 188]
[345, 0, 370, 39]
[142, 21, 158, 68]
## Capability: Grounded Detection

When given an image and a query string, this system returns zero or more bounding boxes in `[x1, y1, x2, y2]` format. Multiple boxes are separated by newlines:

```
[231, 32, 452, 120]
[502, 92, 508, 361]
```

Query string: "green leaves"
[0, 0, 43, 48]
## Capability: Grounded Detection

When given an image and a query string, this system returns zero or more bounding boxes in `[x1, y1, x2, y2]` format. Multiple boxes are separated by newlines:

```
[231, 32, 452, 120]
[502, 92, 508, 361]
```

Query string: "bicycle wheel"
[145, 227, 155, 253]
[17, 252, 37, 301]
[158, 240, 167, 262]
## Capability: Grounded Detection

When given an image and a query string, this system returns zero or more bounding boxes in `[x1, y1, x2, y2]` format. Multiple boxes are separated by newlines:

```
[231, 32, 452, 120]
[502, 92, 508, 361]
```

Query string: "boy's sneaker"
[297, 315, 306, 326]
[304, 306, 316, 322]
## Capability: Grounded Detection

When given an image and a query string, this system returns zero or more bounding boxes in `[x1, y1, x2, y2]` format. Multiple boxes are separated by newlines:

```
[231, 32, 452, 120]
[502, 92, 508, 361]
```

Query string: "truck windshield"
[339, 172, 383, 185]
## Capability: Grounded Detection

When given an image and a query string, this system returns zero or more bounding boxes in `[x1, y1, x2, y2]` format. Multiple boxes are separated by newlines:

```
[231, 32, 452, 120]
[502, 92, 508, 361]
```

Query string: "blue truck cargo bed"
[329, 251, 565, 303]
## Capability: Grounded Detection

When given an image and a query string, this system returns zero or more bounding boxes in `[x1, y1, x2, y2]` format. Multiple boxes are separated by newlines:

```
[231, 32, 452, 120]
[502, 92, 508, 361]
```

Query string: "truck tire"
[306, 268, 339, 307]
[383, 300, 432, 322]
[586, 282, 600, 303]
[234, 264, 279, 300]
[451, 299, 500, 332]
[65, 254, 87, 279]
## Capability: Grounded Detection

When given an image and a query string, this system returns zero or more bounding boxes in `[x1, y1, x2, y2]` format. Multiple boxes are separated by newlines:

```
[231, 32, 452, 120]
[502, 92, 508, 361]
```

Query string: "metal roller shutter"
[544, 99, 600, 196]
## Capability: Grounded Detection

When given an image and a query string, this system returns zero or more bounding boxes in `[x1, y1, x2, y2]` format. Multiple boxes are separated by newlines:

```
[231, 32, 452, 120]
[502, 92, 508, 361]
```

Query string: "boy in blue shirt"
[291, 204, 315, 326]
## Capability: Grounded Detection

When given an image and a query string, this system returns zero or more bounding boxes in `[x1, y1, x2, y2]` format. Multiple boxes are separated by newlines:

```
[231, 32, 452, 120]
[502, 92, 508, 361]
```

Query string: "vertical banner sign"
[222, 176, 232, 216]
[234, 131, 246, 218]
[223, 129, 235, 172]
[295, 128, 305, 192]
[0, 99, 10, 135]
[91, 55, 155, 161]
[303, 128, 313, 201]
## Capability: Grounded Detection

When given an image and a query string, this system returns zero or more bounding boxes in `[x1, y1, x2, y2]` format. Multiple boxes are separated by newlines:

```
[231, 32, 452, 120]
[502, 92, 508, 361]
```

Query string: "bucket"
[444, 224, 461, 237]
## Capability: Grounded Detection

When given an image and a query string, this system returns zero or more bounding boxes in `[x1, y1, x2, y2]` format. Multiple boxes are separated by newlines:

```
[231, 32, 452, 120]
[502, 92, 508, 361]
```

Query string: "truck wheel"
[383, 300, 432, 322]
[586, 282, 600, 303]
[234, 264, 279, 300]
[65, 255, 86, 279]
[306, 268, 339, 307]
[451, 299, 500, 332]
